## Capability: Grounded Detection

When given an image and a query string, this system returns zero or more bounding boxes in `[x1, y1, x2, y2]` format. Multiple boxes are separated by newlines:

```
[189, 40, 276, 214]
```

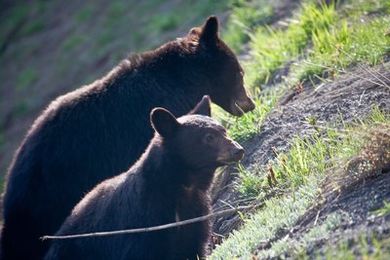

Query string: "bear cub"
[45, 96, 244, 260]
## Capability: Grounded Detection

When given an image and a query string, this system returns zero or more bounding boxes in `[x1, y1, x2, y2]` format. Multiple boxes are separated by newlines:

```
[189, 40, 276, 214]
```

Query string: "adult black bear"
[44, 96, 244, 260]
[1, 16, 254, 260]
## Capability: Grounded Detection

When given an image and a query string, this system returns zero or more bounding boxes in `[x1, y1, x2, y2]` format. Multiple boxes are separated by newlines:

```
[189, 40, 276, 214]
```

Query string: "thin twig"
[336, 47, 390, 88]
[41, 204, 262, 241]
[302, 60, 387, 89]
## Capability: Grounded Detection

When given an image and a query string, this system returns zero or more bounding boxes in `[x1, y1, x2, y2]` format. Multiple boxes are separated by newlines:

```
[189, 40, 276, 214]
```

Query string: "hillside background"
[1, 0, 389, 258]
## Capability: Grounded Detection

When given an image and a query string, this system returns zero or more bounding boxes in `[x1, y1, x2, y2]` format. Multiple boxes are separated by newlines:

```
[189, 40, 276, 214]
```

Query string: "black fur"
[1, 16, 254, 260]
[45, 101, 243, 260]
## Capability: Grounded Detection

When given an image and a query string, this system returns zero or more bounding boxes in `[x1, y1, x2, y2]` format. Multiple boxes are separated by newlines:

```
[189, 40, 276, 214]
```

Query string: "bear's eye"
[205, 133, 215, 143]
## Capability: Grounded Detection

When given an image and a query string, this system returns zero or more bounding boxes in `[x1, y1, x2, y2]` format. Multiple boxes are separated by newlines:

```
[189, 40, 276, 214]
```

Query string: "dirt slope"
[212, 62, 390, 241]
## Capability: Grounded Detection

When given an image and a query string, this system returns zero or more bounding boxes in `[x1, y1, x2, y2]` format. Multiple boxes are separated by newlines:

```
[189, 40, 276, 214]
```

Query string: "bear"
[1, 16, 254, 260]
[44, 96, 244, 260]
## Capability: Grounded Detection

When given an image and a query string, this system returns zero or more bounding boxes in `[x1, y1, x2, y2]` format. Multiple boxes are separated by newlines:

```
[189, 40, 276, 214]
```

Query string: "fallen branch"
[41, 203, 262, 240]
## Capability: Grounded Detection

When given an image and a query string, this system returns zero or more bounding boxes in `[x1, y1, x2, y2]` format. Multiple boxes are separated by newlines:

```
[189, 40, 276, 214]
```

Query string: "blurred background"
[0, 0, 230, 183]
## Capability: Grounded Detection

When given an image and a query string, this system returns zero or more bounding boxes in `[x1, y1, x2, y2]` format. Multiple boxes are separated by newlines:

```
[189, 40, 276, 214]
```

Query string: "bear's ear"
[150, 108, 180, 138]
[199, 16, 219, 47]
[189, 95, 211, 116]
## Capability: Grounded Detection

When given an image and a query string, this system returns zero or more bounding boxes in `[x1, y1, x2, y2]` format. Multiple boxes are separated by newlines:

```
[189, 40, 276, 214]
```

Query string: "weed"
[225, 90, 279, 142]
[223, 0, 274, 53]
[372, 200, 390, 217]
[235, 164, 265, 198]
[244, 1, 336, 87]
[150, 14, 178, 33]
[295, 16, 390, 82]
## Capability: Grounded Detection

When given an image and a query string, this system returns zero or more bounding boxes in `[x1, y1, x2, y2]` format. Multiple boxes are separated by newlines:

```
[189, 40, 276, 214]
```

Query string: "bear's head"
[151, 96, 244, 169]
[182, 16, 255, 116]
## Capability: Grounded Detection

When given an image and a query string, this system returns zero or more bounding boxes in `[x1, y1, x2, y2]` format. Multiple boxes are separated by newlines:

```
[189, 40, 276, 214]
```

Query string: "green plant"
[223, 0, 274, 52]
[211, 109, 390, 258]
[150, 14, 179, 32]
[372, 201, 390, 217]
[295, 17, 390, 81]
[225, 90, 278, 142]
[235, 164, 265, 198]
[16, 68, 38, 91]
[245, 1, 336, 87]
[321, 235, 390, 259]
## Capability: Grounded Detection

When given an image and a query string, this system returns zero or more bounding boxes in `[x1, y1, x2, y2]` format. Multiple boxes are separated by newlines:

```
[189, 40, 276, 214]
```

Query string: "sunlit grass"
[321, 235, 390, 259]
[245, 1, 336, 87]
[222, 90, 279, 142]
[223, 0, 274, 53]
[212, 109, 390, 258]
[295, 17, 390, 81]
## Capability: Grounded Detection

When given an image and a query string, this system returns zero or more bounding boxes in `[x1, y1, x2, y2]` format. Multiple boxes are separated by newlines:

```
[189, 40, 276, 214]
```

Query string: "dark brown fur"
[1, 16, 254, 260]
[45, 97, 244, 260]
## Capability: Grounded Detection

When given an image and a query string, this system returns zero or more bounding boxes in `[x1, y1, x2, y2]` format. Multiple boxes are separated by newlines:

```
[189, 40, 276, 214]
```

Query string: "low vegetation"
[210, 0, 390, 257]
[212, 109, 390, 258]
[218, 0, 389, 144]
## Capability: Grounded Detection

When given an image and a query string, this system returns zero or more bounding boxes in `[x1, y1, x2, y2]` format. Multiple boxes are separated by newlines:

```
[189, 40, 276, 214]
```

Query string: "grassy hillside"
[210, 0, 390, 258]
[1, 0, 389, 258]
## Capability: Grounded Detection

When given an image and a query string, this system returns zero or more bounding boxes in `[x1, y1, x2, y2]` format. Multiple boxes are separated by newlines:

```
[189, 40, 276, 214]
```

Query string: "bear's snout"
[230, 141, 244, 161]
[230, 91, 256, 116]
[216, 139, 244, 164]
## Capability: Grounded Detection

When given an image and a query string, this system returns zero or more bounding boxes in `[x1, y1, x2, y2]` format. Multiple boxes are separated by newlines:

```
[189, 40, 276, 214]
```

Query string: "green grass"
[235, 164, 265, 198]
[217, 90, 279, 142]
[244, 1, 337, 87]
[239, 0, 390, 88]
[211, 178, 319, 259]
[12, 101, 29, 118]
[295, 16, 390, 81]
[75, 6, 94, 23]
[343, 0, 390, 17]
[0, 3, 30, 48]
[0, 131, 4, 148]
[259, 212, 343, 258]
[20, 19, 45, 36]
[211, 109, 390, 258]
[321, 235, 390, 259]
[62, 35, 86, 51]
[149, 14, 179, 33]
[108, 1, 127, 18]
[222, 0, 274, 53]
[16, 68, 38, 91]
[372, 200, 390, 217]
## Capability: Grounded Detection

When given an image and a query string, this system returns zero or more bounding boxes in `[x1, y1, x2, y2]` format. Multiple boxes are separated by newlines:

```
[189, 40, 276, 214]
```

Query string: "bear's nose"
[232, 147, 244, 159]
[231, 141, 244, 161]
